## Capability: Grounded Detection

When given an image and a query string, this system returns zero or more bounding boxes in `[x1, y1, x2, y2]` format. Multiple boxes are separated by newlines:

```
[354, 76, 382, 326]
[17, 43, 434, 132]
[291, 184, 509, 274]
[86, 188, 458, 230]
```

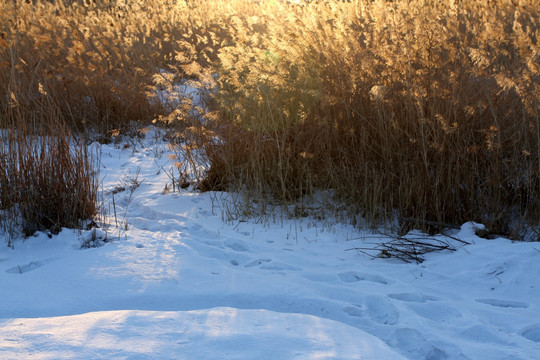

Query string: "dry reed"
[2, 0, 538, 239]
[189, 0, 540, 238]
[0, 114, 98, 240]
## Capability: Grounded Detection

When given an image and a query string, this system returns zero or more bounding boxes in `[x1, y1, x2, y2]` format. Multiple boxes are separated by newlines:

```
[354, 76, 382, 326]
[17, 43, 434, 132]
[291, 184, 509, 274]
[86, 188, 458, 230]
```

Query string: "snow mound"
[0, 308, 404, 360]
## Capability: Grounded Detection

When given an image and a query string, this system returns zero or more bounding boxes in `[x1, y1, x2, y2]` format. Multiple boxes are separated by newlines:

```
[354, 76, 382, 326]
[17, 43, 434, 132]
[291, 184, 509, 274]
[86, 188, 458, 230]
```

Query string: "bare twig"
[347, 233, 461, 264]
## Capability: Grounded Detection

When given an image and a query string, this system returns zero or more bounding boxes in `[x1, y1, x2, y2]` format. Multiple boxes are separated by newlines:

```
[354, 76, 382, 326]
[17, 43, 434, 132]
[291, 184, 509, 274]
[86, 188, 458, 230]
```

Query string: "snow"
[0, 309, 399, 360]
[1, 130, 539, 359]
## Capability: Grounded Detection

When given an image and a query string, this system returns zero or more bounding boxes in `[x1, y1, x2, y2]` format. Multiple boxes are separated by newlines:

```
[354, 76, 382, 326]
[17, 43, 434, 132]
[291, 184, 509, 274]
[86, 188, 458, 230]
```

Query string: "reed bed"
[0, 115, 98, 242]
[192, 0, 540, 237]
[1, 0, 539, 238]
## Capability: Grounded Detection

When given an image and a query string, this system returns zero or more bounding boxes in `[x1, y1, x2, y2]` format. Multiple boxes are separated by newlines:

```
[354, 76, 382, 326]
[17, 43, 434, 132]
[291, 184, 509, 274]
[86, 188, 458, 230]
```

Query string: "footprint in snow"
[301, 272, 342, 284]
[521, 324, 540, 342]
[475, 298, 529, 308]
[190, 223, 220, 238]
[338, 271, 389, 285]
[460, 325, 508, 344]
[387, 328, 448, 360]
[188, 238, 251, 266]
[343, 305, 365, 318]
[259, 261, 302, 271]
[365, 295, 400, 325]
[6, 258, 57, 274]
[224, 238, 249, 252]
[244, 258, 302, 271]
[244, 258, 272, 268]
[387, 293, 440, 303]
[407, 302, 463, 324]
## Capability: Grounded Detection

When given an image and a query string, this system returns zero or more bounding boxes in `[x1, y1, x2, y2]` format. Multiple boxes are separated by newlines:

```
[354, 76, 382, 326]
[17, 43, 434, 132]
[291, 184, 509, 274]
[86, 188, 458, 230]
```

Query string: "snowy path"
[1, 132, 539, 359]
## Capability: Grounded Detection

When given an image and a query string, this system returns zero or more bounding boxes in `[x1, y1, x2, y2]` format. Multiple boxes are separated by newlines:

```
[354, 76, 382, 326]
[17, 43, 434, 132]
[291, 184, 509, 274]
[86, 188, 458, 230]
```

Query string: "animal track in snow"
[521, 324, 540, 342]
[387, 293, 440, 303]
[243, 258, 301, 271]
[460, 325, 508, 344]
[224, 239, 249, 252]
[6, 258, 57, 274]
[475, 298, 529, 308]
[244, 259, 272, 268]
[259, 261, 302, 271]
[343, 305, 365, 318]
[190, 223, 220, 238]
[188, 238, 251, 267]
[301, 272, 342, 284]
[338, 271, 389, 285]
[387, 328, 448, 360]
[365, 295, 399, 325]
[407, 303, 463, 324]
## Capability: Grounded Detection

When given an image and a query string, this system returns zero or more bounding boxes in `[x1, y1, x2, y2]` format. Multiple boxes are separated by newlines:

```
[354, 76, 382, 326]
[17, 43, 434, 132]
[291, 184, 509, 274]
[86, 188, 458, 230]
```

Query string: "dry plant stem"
[347, 234, 469, 264]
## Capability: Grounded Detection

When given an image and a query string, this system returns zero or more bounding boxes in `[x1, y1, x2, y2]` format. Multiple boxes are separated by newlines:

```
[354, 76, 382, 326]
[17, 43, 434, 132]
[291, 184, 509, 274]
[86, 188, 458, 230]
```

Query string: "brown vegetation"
[193, 0, 540, 238]
[0, 116, 98, 242]
[1, 0, 538, 239]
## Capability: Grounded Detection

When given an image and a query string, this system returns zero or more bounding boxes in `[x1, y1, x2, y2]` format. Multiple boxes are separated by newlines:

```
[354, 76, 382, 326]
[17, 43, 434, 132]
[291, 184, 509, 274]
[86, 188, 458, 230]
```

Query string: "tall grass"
[0, 0, 105, 240]
[0, 115, 98, 241]
[2, 0, 538, 238]
[0, 0, 172, 133]
[191, 0, 540, 237]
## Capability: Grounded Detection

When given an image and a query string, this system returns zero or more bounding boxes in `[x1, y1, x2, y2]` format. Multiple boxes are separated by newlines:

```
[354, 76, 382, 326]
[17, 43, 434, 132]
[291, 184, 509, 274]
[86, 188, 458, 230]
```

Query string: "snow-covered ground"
[1, 130, 539, 359]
